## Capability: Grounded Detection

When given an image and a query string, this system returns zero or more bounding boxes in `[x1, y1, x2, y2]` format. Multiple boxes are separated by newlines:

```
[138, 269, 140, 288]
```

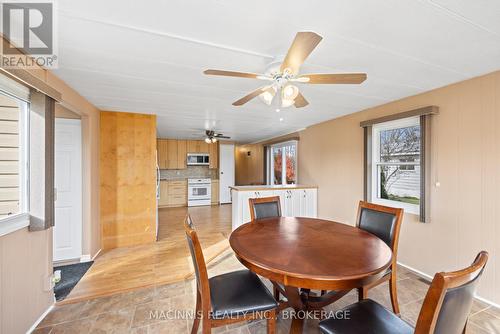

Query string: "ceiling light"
[283, 84, 299, 100]
[259, 86, 276, 105]
[279, 117, 284, 122]
[211, 137, 217, 143]
[205, 137, 211, 144]
[275, 108, 280, 113]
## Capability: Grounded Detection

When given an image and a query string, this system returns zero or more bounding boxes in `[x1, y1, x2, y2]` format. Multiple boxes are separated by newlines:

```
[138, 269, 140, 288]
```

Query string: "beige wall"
[55, 104, 81, 119]
[299, 70, 500, 305]
[0, 46, 101, 332]
[235, 144, 265, 185]
[0, 227, 53, 334]
[100, 111, 157, 250]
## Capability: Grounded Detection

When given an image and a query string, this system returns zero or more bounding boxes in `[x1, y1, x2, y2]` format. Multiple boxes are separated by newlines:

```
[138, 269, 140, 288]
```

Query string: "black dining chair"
[185, 214, 278, 334]
[319, 251, 488, 334]
[249, 196, 282, 221]
[356, 201, 404, 314]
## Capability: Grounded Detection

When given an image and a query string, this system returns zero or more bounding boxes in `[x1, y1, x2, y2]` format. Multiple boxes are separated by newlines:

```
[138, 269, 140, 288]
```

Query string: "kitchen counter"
[230, 184, 318, 191]
[230, 185, 318, 230]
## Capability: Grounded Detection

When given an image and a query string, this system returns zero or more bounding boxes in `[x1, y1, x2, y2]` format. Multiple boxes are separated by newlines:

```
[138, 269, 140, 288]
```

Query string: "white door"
[53, 119, 82, 262]
[219, 143, 235, 204]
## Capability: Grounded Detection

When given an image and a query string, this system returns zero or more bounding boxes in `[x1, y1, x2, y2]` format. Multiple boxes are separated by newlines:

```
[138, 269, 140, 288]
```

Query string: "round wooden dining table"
[229, 217, 393, 334]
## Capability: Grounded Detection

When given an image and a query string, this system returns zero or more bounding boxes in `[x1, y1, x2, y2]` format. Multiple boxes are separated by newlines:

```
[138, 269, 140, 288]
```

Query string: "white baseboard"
[397, 261, 500, 309]
[80, 254, 91, 262]
[26, 303, 54, 334]
[80, 248, 102, 263]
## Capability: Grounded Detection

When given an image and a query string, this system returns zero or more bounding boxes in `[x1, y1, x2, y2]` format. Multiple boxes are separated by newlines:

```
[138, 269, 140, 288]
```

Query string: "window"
[372, 117, 420, 214]
[267, 140, 297, 185]
[0, 89, 30, 232]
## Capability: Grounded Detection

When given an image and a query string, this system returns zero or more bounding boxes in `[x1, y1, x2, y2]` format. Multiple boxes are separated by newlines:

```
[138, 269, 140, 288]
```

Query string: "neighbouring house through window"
[0, 90, 29, 225]
[267, 140, 297, 185]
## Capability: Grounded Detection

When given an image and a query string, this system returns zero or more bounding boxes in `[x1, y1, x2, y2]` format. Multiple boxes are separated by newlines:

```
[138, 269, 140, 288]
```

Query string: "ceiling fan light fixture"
[259, 86, 276, 105]
[211, 137, 217, 143]
[283, 84, 299, 100]
[205, 137, 211, 144]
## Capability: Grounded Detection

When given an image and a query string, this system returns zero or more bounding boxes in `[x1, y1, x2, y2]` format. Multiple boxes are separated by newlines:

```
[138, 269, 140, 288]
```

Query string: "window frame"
[267, 140, 298, 185]
[371, 116, 420, 215]
[0, 90, 30, 237]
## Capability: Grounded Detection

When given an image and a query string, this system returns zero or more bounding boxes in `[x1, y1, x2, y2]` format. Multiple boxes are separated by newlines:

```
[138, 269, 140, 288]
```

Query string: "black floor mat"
[53, 261, 93, 301]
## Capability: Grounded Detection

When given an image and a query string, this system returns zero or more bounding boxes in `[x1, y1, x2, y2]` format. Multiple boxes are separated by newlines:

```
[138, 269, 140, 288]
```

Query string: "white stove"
[188, 178, 212, 207]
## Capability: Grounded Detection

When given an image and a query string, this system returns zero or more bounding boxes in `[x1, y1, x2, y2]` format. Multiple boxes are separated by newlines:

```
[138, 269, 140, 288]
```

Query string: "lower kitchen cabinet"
[211, 180, 220, 205]
[158, 180, 187, 207]
[231, 187, 318, 230]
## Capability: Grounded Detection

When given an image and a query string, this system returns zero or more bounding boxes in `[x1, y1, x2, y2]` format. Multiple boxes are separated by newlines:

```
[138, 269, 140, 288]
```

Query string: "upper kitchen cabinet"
[177, 140, 187, 169]
[187, 140, 209, 153]
[157, 139, 168, 169]
[159, 139, 217, 169]
[209, 142, 218, 169]
[157, 139, 186, 169]
[166, 139, 178, 169]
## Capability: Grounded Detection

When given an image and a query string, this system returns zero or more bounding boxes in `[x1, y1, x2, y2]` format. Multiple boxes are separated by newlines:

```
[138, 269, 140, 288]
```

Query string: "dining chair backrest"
[249, 196, 282, 221]
[184, 215, 211, 307]
[414, 251, 488, 334]
[356, 201, 403, 250]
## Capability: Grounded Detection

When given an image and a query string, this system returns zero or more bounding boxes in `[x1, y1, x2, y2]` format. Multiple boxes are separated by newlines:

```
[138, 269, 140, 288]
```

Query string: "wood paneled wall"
[235, 144, 265, 185]
[100, 111, 157, 250]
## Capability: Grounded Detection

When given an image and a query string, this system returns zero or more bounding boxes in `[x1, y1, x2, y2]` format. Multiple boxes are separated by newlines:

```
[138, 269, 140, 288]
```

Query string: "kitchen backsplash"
[160, 166, 218, 180]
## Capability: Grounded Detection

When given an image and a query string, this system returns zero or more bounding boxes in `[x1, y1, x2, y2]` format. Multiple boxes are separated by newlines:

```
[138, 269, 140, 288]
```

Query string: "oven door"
[189, 185, 210, 199]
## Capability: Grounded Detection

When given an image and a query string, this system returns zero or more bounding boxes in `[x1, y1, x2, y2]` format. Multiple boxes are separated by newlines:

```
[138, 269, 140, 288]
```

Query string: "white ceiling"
[54, 0, 500, 143]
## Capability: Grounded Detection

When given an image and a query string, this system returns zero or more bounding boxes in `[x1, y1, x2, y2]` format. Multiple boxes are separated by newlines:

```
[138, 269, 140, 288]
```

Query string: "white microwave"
[187, 153, 209, 165]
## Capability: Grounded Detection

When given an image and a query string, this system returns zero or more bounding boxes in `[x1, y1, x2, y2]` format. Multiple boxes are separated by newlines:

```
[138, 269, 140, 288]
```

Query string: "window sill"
[0, 213, 30, 237]
[372, 198, 420, 215]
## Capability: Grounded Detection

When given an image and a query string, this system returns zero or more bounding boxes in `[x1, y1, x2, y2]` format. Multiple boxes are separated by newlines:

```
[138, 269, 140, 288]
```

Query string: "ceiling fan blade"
[232, 86, 269, 106]
[204, 69, 268, 80]
[294, 92, 309, 108]
[297, 73, 367, 84]
[215, 135, 231, 139]
[280, 32, 323, 75]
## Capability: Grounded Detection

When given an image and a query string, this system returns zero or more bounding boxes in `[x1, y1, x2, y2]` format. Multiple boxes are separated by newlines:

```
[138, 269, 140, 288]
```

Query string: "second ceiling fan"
[204, 31, 367, 108]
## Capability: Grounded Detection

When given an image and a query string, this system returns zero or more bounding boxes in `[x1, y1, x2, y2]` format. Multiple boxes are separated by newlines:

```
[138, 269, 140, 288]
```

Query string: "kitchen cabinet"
[209, 142, 218, 169]
[166, 139, 178, 169]
[157, 139, 187, 169]
[158, 179, 187, 207]
[211, 180, 219, 205]
[187, 140, 198, 153]
[158, 180, 169, 207]
[177, 140, 187, 169]
[231, 186, 318, 230]
[159, 139, 217, 169]
[187, 140, 210, 154]
[157, 139, 168, 169]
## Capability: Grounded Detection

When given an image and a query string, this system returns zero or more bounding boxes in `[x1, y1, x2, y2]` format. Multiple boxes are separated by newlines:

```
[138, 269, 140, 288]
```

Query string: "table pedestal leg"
[284, 286, 306, 334]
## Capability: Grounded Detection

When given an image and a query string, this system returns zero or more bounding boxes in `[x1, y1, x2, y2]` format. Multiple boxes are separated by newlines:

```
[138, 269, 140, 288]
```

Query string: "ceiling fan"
[204, 31, 367, 109]
[204, 130, 230, 143]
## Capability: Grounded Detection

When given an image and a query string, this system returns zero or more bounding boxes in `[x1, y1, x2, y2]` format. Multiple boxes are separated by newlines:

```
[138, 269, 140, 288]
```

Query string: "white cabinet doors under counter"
[231, 188, 317, 230]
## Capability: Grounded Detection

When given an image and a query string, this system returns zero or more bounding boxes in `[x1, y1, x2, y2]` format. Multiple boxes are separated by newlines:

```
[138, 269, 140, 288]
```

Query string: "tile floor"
[35, 250, 500, 333]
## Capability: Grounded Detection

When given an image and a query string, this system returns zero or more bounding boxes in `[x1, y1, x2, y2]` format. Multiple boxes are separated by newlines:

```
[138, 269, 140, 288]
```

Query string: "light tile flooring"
[36, 249, 499, 333]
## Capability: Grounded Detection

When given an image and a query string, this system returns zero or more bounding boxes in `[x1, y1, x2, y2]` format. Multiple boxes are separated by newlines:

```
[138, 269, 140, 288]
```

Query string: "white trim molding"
[26, 302, 54, 334]
[0, 213, 30, 237]
[397, 261, 500, 309]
